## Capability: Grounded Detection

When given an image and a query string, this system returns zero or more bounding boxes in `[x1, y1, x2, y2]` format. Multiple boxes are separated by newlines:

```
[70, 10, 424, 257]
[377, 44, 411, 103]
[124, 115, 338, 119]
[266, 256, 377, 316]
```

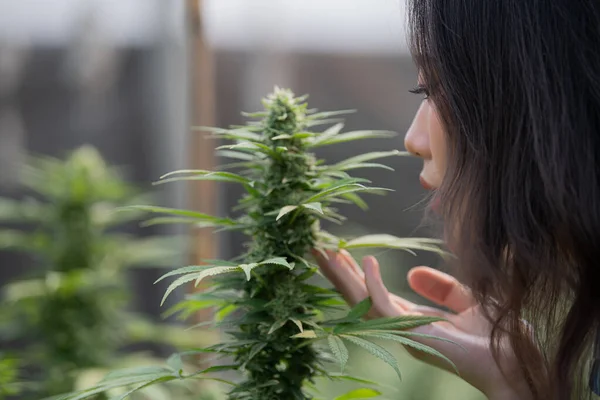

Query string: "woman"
[314, 1, 600, 399]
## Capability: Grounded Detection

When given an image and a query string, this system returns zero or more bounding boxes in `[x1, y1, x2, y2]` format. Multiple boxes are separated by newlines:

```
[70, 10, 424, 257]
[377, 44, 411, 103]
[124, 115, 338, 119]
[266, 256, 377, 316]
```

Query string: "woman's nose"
[404, 103, 431, 159]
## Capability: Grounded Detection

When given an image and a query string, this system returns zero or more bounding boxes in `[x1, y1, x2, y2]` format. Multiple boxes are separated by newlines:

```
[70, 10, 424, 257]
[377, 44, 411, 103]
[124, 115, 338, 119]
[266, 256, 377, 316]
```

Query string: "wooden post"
[186, 0, 216, 324]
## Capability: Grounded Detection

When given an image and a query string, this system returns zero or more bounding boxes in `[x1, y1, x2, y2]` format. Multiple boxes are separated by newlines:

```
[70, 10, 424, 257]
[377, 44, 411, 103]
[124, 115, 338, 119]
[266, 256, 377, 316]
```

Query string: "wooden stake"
[186, 0, 216, 325]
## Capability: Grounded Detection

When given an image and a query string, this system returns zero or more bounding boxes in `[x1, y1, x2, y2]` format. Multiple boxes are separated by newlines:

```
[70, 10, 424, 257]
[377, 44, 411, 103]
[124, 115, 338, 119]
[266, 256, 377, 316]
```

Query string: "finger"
[391, 293, 417, 311]
[407, 266, 476, 313]
[339, 249, 365, 278]
[312, 249, 368, 305]
[363, 256, 399, 317]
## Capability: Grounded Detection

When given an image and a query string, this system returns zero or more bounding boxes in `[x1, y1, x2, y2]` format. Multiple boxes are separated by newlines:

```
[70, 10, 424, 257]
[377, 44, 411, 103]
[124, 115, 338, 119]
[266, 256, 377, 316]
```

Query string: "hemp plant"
[0, 147, 210, 399]
[57, 88, 456, 400]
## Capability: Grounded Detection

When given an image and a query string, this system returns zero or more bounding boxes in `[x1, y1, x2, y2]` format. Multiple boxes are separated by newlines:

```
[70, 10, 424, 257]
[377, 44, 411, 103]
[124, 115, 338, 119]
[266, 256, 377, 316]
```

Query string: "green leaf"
[371, 329, 465, 351]
[246, 342, 267, 364]
[290, 318, 303, 333]
[303, 183, 365, 204]
[161, 266, 239, 305]
[276, 205, 298, 220]
[0, 230, 31, 250]
[332, 150, 406, 169]
[351, 331, 458, 373]
[155, 170, 251, 185]
[216, 141, 275, 156]
[334, 388, 382, 400]
[305, 185, 391, 204]
[310, 123, 344, 146]
[268, 319, 288, 334]
[335, 315, 445, 333]
[194, 126, 262, 141]
[307, 109, 356, 120]
[325, 373, 379, 386]
[332, 162, 395, 172]
[139, 217, 200, 227]
[340, 335, 402, 379]
[341, 234, 444, 255]
[259, 257, 293, 270]
[340, 192, 368, 210]
[310, 130, 396, 148]
[328, 335, 349, 372]
[238, 263, 259, 280]
[291, 330, 318, 339]
[155, 265, 209, 284]
[346, 297, 372, 320]
[108, 377, 175, 400]
[216, 150, 256, 161]
[123, 205, 238, 226]
[0, 198, 46, 222]
[301, 202, 324, 214]
[166, 353, 183, 373]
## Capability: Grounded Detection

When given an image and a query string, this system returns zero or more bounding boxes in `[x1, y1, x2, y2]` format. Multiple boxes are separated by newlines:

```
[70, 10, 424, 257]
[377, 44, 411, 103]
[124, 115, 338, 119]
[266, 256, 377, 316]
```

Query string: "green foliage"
[57, 88, 455, 399]
[0, 147, 211, 399]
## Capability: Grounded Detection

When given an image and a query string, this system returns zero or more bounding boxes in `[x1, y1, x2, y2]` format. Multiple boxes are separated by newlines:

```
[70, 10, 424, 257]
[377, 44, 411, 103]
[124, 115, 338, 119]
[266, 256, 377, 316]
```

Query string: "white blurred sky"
[0, 0, 409, 54]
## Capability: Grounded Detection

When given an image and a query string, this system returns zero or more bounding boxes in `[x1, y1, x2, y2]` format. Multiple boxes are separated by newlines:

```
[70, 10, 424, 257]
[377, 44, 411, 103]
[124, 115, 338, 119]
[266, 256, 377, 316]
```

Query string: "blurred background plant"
[0, 146, 217, 399]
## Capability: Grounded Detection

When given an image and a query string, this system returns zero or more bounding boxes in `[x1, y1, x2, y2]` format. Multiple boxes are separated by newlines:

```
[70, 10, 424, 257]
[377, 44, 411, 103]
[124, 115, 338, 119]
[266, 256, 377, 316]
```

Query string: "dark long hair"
[408, 1, 600, 399]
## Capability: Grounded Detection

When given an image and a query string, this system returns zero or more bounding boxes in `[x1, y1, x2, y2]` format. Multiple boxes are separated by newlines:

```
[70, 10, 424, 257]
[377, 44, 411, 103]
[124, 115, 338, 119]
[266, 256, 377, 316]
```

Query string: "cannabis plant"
[57, 88, 455, 400]
[0, 146, 211, 399]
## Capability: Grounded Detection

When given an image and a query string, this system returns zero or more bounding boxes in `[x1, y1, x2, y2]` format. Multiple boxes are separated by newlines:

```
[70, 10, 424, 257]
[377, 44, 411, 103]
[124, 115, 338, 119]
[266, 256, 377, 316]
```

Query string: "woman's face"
[404, 87, 447, 191]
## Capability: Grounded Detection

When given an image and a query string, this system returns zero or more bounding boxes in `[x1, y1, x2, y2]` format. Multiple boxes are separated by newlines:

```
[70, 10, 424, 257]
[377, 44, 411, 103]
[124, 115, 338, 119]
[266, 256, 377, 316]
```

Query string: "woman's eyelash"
[408, 85, 430, 99]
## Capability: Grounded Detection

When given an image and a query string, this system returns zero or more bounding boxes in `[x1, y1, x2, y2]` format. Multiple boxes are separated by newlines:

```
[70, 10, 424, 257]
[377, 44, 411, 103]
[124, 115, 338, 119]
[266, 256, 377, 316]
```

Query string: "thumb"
[407, 266, 475, 313]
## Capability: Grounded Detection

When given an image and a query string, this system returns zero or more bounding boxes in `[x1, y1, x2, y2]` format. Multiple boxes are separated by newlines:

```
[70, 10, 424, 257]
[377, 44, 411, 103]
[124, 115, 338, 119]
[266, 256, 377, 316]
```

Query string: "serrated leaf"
[194, 126, 262, 141]
[238, 263, 259, 280]
[341, 234, 445, 255]
[310, 130, 396, 148]
[372, 329, 465, 351]
[346, 297, 372, 320]
[246, 342, 267, 363]
[290, 318, 303, 333]
[161, 267, 239, 305]
[333, 162, 395, 172]
[340, 335, 402, 379]
[306, 185, 391, 204]
[216, 141, 275, 155]
[328, 335, 349, 372]
[332, 150, 406, 169]
[340, 192, 368, 210]
[216, 150, 256, 161]
[166, 353, 183, 373]
[335, 315, 445, 333]
[268, 319, 288, 334]
[326, 373, 379, 386]
[307, 109, 356, 120]
[334, 388, 382, 400]
[301, 202, 324, 214]
[311, 123, 344, 146]
[303, 183, 365, 204]
[276, 205, 298, 220]
[350, 331, 458, 373]
[291, 330, 318, 339]
[123, 206, 238, 226]
[241, 111, 268, 118]
[259, 257, 293, 269]
[139, 217, 201, 227]
[155, 265, 209, 284]
[156, 170, 251, 185]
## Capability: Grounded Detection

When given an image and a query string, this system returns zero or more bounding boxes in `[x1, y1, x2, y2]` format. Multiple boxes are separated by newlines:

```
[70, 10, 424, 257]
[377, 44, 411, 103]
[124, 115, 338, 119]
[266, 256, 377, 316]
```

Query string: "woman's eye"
[408, 85, 430, 99]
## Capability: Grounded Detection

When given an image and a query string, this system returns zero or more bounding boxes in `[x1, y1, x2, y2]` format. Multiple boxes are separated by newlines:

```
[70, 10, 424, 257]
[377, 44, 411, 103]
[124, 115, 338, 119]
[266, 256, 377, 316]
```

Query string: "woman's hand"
[312, 249, 533, 400]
